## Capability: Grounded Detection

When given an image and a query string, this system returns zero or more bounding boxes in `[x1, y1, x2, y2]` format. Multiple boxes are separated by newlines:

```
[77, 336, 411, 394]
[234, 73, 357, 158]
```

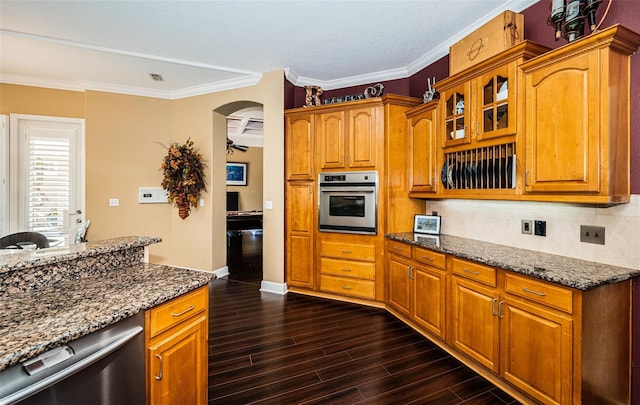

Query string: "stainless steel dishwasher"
[0, 312, 145, 405]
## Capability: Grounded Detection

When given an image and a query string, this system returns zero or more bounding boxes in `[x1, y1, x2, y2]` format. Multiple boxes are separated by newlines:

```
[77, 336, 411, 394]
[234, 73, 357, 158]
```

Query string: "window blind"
[26, 136, 71, 238]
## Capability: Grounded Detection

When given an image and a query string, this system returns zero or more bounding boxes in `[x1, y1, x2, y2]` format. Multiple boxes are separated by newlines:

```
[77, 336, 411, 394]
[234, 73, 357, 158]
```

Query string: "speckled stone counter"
[387, 232, 640, 291]
[0, 236, 215, 371]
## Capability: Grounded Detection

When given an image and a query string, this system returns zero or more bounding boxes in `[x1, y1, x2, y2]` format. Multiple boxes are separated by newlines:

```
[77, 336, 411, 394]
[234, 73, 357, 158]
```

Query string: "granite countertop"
[387, 232, 640, 291]
[0, 262, 214, 371]
[0, 236, 162, 274]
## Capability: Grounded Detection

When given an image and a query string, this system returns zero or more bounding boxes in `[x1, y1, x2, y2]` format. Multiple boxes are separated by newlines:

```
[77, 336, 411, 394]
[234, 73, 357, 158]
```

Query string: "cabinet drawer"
[504, 273, 573, 314]
[451, 258, 496, 287]
[412, 247, 445, 269]
[320, 275, 375, 300]
[320, 257, 375, 280]
[321, 241, 375, 262]
[388, 240, 411, 258]
[148, 287, 208, 338]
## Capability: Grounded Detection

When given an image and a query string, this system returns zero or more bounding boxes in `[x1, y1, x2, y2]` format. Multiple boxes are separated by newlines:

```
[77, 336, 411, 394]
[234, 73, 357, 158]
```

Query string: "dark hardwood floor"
[210, 234, 520, 404]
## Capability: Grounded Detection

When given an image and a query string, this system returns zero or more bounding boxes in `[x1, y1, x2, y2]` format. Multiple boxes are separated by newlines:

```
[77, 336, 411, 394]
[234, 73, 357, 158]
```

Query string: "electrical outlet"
[580, 225, 605, 245]
[521, 219, 533, 235]
[534, 220, 546, 237]
[109, 198, 119, 207]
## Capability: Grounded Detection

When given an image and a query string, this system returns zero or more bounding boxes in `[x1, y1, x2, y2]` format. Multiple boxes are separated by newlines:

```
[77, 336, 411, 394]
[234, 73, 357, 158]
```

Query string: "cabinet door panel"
[525, 52, 599, 192]
[286, 114, 314, 180]
[501, 298, 572, 405]
[349, 107, 377, 168]
[318, 111, 345, 169]
[476, 62, 517, 141]
[409, 112, 437, 193]
[286, 182, 314, 288]
[451, 277, 500, 372]
[149, 315, 208, 405]
[388, 256, 411, 317]
[413, 265, 446, 339]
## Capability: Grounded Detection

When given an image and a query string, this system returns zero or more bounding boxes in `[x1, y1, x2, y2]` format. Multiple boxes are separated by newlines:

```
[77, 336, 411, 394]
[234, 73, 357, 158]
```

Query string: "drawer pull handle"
[463, 268, 480, 275]
[341, 250, 352, 254]
[498, 301, 504, 319]
[523, 287, 546, 297]
[421, 255, 434, 261]
[172, 305, 195, 317]
[155, 354, 163, 380]
[392, 247, 404, 251]
[341, 268, 352, 272]
[341, 286, 352, 290]
[491, 298, 498, 316]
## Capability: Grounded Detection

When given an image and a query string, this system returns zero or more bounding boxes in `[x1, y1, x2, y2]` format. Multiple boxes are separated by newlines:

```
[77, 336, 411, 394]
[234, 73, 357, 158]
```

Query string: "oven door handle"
[319, 187, 375, 193]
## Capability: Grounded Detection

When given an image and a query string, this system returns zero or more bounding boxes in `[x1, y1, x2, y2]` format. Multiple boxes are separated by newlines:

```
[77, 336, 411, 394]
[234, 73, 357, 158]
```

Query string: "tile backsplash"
[426, 195, 640, 270]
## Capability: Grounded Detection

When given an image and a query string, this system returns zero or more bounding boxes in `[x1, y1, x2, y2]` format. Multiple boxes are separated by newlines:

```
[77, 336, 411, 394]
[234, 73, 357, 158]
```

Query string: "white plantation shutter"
[9, 114, 84, 243]
[26, 135, 73, 237]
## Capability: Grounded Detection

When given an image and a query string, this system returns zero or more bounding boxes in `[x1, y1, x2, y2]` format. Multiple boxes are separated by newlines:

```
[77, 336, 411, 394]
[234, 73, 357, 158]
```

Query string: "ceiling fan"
[227, 137, 248, 154]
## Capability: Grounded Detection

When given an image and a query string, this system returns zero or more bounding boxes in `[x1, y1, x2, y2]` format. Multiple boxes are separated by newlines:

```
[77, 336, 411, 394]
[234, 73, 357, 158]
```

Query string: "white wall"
[427, 195, 640, 270]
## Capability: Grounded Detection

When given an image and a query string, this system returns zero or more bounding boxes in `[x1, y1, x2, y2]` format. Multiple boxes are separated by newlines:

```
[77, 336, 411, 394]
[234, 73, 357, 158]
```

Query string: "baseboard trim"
[260, 280, 288, 295]
[213, 266, 229, 279]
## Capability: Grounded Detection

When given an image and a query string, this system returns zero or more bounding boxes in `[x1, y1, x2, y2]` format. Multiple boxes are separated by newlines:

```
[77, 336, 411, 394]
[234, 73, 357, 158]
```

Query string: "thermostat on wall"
[138, 187, 169, 204]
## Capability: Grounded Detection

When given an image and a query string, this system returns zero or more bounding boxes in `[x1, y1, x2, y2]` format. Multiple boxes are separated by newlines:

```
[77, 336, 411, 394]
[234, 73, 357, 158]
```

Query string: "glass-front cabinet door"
[475, 63, 516, 141]
[442, 82, 471, 147]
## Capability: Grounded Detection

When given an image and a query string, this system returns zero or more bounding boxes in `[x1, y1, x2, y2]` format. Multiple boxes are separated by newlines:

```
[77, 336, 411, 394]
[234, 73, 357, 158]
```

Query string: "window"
[8, 114, 85, 243]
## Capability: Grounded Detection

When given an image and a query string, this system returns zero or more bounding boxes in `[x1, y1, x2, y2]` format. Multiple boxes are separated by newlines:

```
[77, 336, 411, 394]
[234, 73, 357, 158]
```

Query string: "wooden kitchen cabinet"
[317, 106, 380, 170]
[386, 241, 446, 340]
[319, 240, 376, 300]
[450, 273, 500, 373]
[285, 95, 422, 303]
[406, 100, 439, 195]
[285, 112, 314, 181]
[286, 181, 315, 289]
[435, 42, 548, 195]
[146, 286, 208, 405]
[500, 295, 573, 405]
[521, 25, 640, 203]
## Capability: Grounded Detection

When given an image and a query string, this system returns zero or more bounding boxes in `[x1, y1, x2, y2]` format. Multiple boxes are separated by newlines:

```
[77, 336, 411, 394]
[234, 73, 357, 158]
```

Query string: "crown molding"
[0, 74, 86, 92]
[287, 0, 541, 89]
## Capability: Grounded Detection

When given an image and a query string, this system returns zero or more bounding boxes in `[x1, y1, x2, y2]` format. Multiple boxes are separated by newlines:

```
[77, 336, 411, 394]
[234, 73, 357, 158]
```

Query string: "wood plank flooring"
[210, 233, 520, 404]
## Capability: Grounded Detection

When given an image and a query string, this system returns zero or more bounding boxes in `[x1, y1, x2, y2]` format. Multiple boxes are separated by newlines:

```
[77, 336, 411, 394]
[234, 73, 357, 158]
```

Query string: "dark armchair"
[0, 232, 50, 249]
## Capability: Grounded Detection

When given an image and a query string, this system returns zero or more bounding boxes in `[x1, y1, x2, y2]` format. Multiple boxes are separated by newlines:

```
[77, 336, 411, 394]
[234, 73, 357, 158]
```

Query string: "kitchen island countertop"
[387, 232, 640, 291]
[0, 237, 214, 371]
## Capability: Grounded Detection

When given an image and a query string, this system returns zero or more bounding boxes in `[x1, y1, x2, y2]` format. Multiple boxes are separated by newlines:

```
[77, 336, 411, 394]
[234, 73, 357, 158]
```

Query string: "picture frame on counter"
[226, 162, 247, 186]
[414, 214, 441, 235]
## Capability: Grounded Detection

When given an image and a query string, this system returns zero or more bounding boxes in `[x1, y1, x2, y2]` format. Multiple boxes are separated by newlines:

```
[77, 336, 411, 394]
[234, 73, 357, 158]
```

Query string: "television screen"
[227, 191, 239, 211]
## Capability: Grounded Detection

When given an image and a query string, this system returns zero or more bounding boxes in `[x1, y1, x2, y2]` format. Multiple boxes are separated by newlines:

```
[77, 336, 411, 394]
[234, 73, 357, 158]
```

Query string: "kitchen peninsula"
[0, 236, 214, 404]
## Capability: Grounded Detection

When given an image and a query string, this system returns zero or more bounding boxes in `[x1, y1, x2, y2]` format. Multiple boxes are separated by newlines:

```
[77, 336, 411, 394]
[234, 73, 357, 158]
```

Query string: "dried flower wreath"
[160, 138, 207, 219]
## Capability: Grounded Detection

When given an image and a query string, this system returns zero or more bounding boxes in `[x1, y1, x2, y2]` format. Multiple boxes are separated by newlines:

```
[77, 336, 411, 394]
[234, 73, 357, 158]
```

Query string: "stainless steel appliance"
[0, 313, 145, 405]
[318, 171, 378, 235]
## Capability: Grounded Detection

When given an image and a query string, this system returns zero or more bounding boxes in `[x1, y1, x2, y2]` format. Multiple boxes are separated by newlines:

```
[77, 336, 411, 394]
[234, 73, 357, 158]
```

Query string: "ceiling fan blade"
[232, 144, 248, 152]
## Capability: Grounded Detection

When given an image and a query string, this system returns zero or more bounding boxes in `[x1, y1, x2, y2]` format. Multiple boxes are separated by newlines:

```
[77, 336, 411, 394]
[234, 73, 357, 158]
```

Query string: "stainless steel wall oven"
[318, 171, 378, 235]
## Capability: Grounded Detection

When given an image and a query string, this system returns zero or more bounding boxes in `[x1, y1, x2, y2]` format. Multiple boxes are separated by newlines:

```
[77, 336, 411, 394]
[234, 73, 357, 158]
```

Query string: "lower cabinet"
[146, 286, 209, 405]
[319, 240, 376, 300]
[387, 240, 446, 340]
[386, 241, 631, 405]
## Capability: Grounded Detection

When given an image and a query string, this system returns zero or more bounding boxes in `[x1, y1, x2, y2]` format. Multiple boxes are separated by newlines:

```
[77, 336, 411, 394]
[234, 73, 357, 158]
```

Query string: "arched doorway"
[214, 101, 264, 285]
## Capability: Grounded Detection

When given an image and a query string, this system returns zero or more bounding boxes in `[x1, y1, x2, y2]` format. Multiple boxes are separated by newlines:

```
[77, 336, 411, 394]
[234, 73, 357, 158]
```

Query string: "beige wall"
[0, 83, 85, 117]
[227, 147, 264, 211]
[2, 71, 285, 285]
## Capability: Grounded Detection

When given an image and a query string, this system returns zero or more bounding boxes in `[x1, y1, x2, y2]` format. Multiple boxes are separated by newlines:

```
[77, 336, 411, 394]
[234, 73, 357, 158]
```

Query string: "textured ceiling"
[0, 0, 539, 99]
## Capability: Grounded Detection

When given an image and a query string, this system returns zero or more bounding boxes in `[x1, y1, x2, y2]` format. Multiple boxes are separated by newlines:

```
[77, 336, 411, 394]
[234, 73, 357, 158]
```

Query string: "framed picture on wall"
[226, 162, 247, 186]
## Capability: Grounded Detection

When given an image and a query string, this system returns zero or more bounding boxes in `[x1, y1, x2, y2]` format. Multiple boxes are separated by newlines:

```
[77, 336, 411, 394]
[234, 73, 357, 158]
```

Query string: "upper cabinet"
[285, 112, 315, 181]
[438, 42, 547, 150]
[406, 101, 439, 195]
[521, 25, 640, 204]
[317, 106, 380, 170]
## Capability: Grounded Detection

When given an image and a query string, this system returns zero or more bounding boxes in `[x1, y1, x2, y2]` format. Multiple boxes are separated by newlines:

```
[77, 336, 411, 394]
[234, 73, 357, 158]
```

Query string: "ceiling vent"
[148, 73, 164, 82]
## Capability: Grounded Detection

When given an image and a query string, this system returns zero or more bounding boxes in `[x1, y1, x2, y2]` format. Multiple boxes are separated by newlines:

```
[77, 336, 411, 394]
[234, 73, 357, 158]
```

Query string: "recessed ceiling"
[0, 0, 539, 99]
